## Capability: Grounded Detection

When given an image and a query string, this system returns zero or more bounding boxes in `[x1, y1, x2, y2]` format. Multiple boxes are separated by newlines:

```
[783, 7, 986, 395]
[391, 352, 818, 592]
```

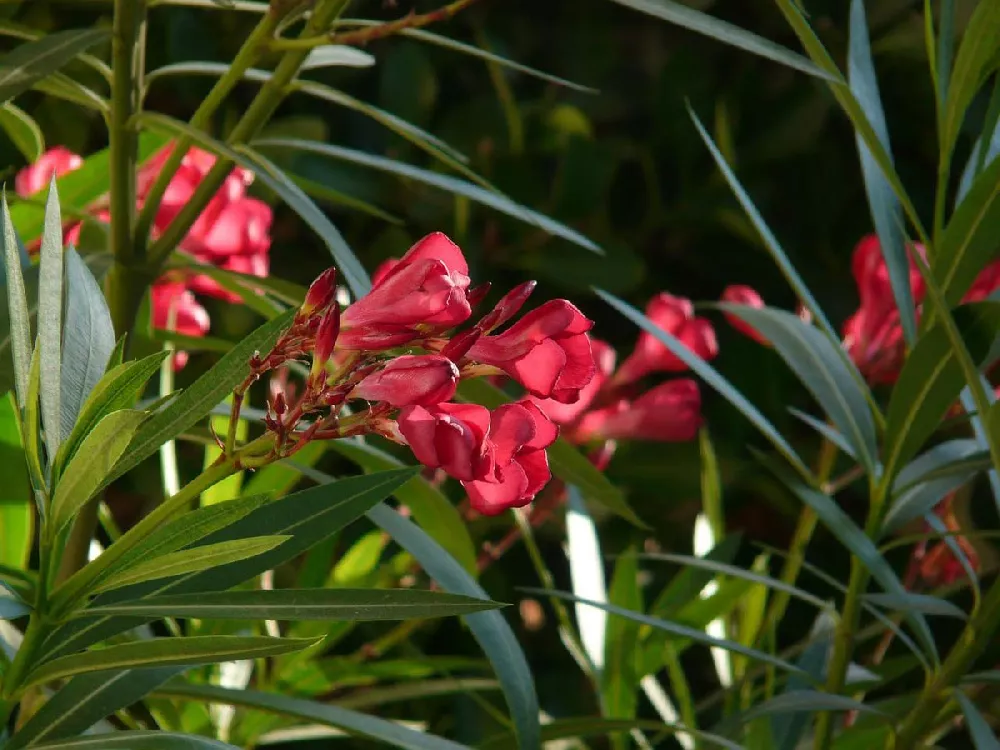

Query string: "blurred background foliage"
[1, 0, 993, 742]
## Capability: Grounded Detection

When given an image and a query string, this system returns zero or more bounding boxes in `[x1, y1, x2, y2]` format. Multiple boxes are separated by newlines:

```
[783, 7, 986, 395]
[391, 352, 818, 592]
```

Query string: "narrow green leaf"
[0, 585, 30, 619]
[367, 501, 541, 750]
[954, 690, 1000, 750]
[328, 438, 478, 574]
[456, 377, 644, 527]
[737, 689, 887, 725]
[136, 112, 371, 298]
[59, 247, 115, 442]
[690, 111, 839, 342]
[24, 343, 44, 489]
[254, 137, 604, 256]
[605, 0, 828, 79]
[939, 1, 1000, 170]
[925, 511, 980, 592]
[721, 304, 878, 474]
[154, 682, 474, 750]
[334, 677, 500, 711]
[480, 718, 741, 750]
[91, 536, 288, 594]
[771, 611, 836, 750]
[1, 194, 31, 410]
[597, 288, 811, 480]
[788, 408, 857, 460]
[883, 302, 1000, 481]
[0, 102, 43, 161]
[50, 409, 146, 534]
[0, 29, 110, 104]
[301, 44, 375, 69]
[24, 635, 315, 688]
[883, 439, 985, 534]
[757, 453, 938, 661]
[936, 155, 1000, 304]
[936, 0, 956, 105]
[864, 592, 967, 619]
[107, 308, 295, 485]
[848, 0, 916, 342]
[38, 177, 63, 462]
[772, 0, 928, 244]
[639, 552, 827, 610]
[959, 77, 1000, 203]
[603, 547, 642, 728]
[0, 392, 31, 570]
[30, 732, 240, 749]
[55, 351, 168, 475]
[42, 469, 419, 660]
[80, 588, 504, 620]
[4, 667, 185, 750]
[525, 587, 804, 676]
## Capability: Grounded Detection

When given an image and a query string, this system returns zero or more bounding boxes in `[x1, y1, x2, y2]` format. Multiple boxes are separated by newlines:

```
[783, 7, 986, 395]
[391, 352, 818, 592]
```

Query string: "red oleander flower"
[397, 403, 495, 483]
[575, 378, 702, 442]
[151, 283, 210, 370]
[615, 292, 718, 384]
[721, 284, 768, 345]
[467, 299, 596, 403]
[14, 147, 82, 196]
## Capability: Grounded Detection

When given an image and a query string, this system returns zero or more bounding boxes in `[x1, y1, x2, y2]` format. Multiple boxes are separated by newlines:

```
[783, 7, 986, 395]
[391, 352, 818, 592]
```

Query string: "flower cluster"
[241, 233, 597, 515]
[528, 292, 715, 448]
[16, 145, 273, 368]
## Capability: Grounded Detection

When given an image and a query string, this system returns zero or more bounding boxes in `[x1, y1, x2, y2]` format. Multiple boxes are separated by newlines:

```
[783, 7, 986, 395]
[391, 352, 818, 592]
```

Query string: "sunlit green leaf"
[603, 547, 641, 732]
[0, 392, 31, 570]
[0, 102, 43, 161]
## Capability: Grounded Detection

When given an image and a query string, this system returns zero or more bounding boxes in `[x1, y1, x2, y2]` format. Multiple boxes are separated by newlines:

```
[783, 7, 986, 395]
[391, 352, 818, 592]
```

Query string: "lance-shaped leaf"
[0, 29, 110, 104]
[1, 194, 32, 409]
[38, 177, 63, 461]
[29, 732, 240, 749]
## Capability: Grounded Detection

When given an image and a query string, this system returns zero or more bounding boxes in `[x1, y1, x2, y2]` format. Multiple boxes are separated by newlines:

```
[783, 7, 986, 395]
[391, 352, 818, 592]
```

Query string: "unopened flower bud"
[299, 268, 337, 320]
[467, 282, 492, 309]
[477, 281, 536, 333]
[311, 304, 341, 381]
[439, 328, 482, 362]
[272, 391, 287, 417]
[351, 354, 460, 407]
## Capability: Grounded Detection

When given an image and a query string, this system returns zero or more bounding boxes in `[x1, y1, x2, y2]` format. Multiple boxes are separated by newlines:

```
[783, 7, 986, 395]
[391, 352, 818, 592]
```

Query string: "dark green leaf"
[30, 732, 239, 749]
[482, 717, 739, 750]
[864, 592, 966, 619]
[721, 304, 878, 473]
[603, 547, 641, 727]
[691, 111, 839, 342]
[757, 453, 938, 661]
[0, 102, 43, 161]
[23, 635, 315, 688]
[80, 588, 504, 620]
[328, 438, 477, 574]
[524, 587, 804, 677]
[0, 29, 110, 104]
[738, 689, 887, 724]
[789, 408, 857, 460]
[155, 683, 473, 750]
[939, 1, 1000, 170]
[91, 536, 287, 594]
[59, 247, 114, 442]
[254, 137, 604, 256]
[136, 112, 372, 299]
[4, 667, 185, 749]
[848, 0, 916, 342]
[597, 289, 811, 480]
[42, 469, 419, 659]
[954, 690, 1000, 750]
[367, 502, 541, 750]
[883, 302, 1000, 481]
[771, 611, 836, 750]
[606, 0, 828, 79]
[50, 409, 146, 534]
[106, 308, 295, 485]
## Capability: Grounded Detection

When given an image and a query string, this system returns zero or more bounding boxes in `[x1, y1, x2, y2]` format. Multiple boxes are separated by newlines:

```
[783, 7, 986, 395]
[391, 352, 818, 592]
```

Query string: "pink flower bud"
[15, 147, 83, 196]
[300, 268, 338, 319]
[478, 281, 536, 333]
[468, 299, 596, 403]
[615, 292, 718, 384]
[311, 304, 341, 380]
[467, 282, 492, 309]
[721, 285, 768, 345]
[398, 403, 494, 482]
[351, 354, 460, 407]
[439, 328, 482, 362]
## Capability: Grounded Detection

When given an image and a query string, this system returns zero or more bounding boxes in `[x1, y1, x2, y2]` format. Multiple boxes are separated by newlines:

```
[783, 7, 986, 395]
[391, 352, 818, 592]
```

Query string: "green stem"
[53, 498, 101, 587]
[146, 0, 351, 267]
[133, 9, 281, 252]
[106, 0, 147, 340]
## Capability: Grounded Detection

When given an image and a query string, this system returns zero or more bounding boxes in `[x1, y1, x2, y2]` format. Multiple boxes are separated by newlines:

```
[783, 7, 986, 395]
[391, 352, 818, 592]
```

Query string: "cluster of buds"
[230, 233, 598, 515]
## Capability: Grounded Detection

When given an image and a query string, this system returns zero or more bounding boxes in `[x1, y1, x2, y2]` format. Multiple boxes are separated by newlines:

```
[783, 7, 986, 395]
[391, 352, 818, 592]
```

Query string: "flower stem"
[106, 0, 147, 340]
[147, 0, 352, 267]
[133, 8, 281, 252]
